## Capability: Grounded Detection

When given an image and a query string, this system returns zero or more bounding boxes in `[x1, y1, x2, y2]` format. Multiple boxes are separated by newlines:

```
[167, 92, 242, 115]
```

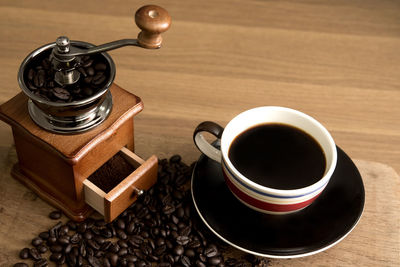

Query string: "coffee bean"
[92, 227, 101, 236]
[79, 241, 87, 257]
[86, 67, 95, 76]
[52, 87, 70, 100]
[204, 246, 218, 257]
[126, 221, 135, 234]
[86, 239, 99, 250]
[118, 239, 128, 248]
[109, 243, 120, 254]
[27, 81, 38, 91]
[77, 222, 87, 233]
[78, 67, 87, 77]
[59, 225, 69, 235]
[33, 259, 48, 267]
[49, 252, 62, 262]
[174, 190, 185, 200]
[83, 87, 93, 96]
[140, 243, 152, 255]
[87, 246, 95, 257]
[128, 235, 143, 248]
[66, 253, 76, 266]
[116, 218, 125, 229]
[136, 260, 149, 267]
[82, 59, 94, 68]
[83, 230, 93, 240]
[84, 76, 93, 84]
[29, 248, 41, 261]
[175, 174, 188, 186]
[176, 235, 190, 246]
[184, 204, 191, 218]
[185, 248, 196, 258]
[38, 232, 49, 240]
[102, 257, 111, 267]
[101, 241, 112, 251]
[169, 155, 181, 163]
[92, 72, 106, 85]
[208, 256, 222, 265]
[195, 260, 207, 267]
[14, 263, 28, 267]
[163, 204, 175, 215]
[50, 244, 63, 253]
[118, 247, 128, 256]
[37, 245, 47, 254]
[165, 239, 174, 250]
[33, 73, 41, 88]
[58, 235, 70, 245]
[70, 233, 81, 244]
[140, 230, 150, 238]
[95, 250, 104, 258]
[124, 254, 138, 263]
[77, 255, 83, 266]
[173, 244, 184, 256]
[57, 255, 66, 265]
[177, 221, 187, 229]
[187, 240, 201, 249]
[27, 69, 35, 80]
[198, 254, 207, 262]
[181, 255, 191, 267]
[47, 236, 57, 245]
[117, 229, 128, 240]
[64, 243, 72, 254]
[88, 255, 101, 267]
[108, 253, 118, 266]
[66, 220, 77, 230]
[101, 228, 113, 238]
[93, 235, 105, 245]
[19, 248, 30, 259]
[94, 63, 107, 71]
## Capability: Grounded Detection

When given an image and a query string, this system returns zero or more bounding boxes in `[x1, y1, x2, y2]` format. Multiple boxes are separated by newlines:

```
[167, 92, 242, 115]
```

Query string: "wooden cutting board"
[0, 144, 399, 266]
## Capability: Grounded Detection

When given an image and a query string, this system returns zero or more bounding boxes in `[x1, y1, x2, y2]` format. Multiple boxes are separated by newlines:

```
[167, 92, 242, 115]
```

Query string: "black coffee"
[228, 123, 326, 190]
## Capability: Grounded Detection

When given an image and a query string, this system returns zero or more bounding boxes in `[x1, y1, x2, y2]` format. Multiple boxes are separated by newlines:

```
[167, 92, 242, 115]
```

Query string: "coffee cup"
[193, 106, 337, 214]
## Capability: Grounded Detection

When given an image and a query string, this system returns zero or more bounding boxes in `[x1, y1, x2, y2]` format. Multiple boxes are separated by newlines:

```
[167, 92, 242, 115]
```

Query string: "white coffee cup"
[193, 106, 337, 214]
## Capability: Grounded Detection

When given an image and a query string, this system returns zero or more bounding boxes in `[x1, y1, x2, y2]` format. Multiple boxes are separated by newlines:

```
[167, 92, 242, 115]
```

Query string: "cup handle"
[193, 121, 224, 163]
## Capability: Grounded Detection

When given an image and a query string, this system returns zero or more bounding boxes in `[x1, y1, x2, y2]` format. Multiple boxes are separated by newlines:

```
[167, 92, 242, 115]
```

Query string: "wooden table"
[0, 0, 399, 266]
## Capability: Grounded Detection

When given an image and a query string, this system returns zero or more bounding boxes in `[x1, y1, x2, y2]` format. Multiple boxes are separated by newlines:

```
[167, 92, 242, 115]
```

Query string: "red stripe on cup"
[223, 172, 321, 212]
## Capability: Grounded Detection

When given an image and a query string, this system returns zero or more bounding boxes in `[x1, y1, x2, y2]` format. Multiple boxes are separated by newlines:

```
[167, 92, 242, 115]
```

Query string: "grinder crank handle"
[135, 5, 172, 49]
[54, 5, 171, 59]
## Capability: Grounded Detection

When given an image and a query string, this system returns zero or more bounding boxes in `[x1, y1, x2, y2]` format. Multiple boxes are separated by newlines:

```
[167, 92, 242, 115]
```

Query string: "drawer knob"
[132, 186, 144, 197]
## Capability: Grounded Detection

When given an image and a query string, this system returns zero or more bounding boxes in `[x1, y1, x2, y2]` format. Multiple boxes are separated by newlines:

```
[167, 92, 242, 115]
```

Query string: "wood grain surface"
[0, 0, 399, 266]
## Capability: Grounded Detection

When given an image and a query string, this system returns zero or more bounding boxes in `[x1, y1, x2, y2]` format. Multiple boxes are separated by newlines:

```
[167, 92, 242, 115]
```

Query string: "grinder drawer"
[83, 147, 158, 222]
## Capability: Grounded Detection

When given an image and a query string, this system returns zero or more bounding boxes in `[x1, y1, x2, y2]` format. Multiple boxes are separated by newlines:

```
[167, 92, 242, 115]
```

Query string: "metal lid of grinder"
[18, 5, 171, 134]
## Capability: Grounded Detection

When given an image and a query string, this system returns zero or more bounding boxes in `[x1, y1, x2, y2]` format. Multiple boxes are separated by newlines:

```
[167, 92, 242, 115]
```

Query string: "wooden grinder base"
[0, 84, 149, 222]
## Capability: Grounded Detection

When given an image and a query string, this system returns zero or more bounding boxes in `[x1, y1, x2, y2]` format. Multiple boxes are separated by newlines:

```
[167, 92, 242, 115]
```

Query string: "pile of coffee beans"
[13, 155, 269, 267]
[24, 50, 110, 103]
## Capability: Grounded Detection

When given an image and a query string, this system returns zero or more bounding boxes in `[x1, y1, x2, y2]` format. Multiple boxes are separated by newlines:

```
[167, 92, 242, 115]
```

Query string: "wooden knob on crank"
[135, 5, 171, 49]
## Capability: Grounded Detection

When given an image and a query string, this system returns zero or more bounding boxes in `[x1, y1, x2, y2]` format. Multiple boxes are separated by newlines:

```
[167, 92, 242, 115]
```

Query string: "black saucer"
[191, 145, 365, 258]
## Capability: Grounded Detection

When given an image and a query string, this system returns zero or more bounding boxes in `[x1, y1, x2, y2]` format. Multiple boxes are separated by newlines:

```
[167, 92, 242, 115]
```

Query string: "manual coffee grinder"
[0, 5, 171, 222]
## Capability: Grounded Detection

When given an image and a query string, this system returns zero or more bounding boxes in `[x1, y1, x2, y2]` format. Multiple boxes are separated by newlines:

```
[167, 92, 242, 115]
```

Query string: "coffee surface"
[228, 123, 326, 190]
